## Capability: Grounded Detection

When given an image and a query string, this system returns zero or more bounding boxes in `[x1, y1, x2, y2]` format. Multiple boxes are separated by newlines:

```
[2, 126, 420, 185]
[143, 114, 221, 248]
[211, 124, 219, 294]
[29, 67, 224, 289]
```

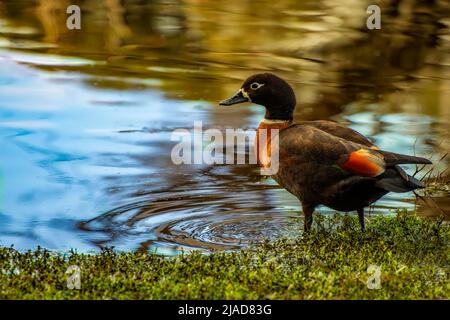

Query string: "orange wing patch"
[340, 149, 386, 177]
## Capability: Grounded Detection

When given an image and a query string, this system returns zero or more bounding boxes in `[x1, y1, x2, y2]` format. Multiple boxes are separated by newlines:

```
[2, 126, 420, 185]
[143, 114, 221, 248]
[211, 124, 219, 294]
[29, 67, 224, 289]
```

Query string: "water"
[0, 0, 449, 254]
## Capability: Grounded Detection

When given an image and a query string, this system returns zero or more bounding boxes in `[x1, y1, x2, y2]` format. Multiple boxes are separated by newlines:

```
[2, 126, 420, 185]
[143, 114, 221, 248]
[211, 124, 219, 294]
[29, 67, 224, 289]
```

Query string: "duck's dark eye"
[250, 82, 264, 90]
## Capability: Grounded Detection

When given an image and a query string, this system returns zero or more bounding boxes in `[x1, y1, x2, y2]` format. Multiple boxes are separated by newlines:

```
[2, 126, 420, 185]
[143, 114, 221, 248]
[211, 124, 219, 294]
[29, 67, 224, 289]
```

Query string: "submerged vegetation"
[1, 213, 448, 300]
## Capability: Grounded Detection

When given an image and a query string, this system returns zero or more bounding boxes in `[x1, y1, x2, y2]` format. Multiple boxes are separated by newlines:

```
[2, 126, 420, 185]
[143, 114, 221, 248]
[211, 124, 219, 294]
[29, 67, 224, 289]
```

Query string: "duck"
[219, 73, 432, 232]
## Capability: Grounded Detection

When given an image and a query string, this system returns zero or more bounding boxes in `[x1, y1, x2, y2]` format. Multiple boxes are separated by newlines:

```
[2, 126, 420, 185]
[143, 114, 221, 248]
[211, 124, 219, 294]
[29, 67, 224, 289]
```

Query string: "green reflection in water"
[0, 0, 448, 126]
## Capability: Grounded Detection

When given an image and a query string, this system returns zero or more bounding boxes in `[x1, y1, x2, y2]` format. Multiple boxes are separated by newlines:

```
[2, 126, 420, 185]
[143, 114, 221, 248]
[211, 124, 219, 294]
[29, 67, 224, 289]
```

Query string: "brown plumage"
[220, 73, 432, 232]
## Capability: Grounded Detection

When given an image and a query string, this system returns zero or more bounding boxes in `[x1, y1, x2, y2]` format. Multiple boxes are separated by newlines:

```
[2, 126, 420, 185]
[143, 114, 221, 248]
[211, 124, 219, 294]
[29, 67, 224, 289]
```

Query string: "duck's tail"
[375, 165, 426, 193]
[378, 150, 432, 166]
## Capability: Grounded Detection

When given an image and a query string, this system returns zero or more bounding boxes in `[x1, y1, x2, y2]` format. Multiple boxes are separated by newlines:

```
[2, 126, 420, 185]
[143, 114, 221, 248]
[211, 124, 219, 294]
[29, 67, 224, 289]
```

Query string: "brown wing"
[300, 120, 377, 148]
[278, 124, 386, 177]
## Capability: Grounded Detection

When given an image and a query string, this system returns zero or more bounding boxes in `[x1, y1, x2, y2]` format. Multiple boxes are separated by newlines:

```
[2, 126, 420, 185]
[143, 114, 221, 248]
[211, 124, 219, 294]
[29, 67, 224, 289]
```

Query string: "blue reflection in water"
[0, 58, 207, 251]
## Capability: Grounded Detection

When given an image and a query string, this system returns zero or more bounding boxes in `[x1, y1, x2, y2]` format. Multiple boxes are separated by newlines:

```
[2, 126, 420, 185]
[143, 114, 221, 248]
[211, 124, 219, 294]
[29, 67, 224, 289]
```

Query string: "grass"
[1, 212, 449, 300]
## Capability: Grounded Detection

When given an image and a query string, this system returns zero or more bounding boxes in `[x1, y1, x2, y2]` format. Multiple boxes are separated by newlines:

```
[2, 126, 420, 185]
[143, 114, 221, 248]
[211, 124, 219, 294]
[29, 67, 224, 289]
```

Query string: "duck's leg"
[357, 208, 365, 232]
[302, 205, 315, 233]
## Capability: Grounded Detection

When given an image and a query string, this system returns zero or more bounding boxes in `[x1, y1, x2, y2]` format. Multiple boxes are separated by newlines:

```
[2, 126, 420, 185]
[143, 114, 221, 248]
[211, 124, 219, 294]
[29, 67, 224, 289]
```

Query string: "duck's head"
[219, 73, 296, 121]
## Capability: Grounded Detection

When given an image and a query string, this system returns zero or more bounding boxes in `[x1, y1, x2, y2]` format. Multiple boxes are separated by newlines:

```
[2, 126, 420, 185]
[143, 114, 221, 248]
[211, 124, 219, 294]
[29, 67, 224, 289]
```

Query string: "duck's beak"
[219, 89, 249, 106]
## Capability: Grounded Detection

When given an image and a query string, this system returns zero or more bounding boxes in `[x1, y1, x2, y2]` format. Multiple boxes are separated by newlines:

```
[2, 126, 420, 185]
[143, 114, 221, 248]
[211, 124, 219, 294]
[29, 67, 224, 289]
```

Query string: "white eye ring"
[250, 82, 264, 90]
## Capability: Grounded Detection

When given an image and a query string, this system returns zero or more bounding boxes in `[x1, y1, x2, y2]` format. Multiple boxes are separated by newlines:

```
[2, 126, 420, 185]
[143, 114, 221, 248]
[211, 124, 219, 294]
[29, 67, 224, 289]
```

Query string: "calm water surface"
[0, 0, 449, 254]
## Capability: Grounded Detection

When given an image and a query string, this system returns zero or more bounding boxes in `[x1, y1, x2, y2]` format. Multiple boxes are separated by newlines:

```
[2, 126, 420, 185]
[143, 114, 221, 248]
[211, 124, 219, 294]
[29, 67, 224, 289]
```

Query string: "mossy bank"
[1, 213, 449, 299]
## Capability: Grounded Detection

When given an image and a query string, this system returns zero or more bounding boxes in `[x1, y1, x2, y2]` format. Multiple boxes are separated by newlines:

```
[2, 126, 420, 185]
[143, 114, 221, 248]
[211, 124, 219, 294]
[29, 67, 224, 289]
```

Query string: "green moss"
[1, 213, 449, 300]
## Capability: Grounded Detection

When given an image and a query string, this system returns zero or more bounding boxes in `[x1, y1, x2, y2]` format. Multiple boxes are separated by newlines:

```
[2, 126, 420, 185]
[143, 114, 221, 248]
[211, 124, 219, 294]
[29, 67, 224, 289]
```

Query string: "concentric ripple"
[79, 186, 303, 254]
[77, 163, 306, 254]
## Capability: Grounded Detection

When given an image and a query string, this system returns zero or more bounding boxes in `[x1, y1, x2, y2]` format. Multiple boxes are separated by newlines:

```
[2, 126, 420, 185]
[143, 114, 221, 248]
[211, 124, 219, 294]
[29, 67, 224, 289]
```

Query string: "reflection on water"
[0, 0, 449, 253]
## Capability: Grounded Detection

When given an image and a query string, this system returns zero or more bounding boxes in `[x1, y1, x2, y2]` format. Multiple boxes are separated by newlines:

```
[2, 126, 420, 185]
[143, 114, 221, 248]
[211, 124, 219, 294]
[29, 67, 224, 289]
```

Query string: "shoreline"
[1, 213, 448, 300]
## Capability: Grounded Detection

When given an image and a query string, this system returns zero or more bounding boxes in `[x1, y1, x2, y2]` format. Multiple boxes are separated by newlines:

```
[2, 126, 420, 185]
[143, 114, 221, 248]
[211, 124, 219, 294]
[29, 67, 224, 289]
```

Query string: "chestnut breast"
[256, 120, 293, 168]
